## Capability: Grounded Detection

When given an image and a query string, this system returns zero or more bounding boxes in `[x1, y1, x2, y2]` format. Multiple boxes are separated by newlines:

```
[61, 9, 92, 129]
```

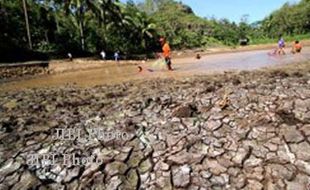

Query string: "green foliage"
[150, 0, 211, 48]
[260, 0, 310, 38]
[0, 0, 309, 62]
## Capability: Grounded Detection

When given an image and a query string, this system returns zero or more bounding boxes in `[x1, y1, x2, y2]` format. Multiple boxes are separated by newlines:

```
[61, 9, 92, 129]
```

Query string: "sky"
[122, 0, 301, 23]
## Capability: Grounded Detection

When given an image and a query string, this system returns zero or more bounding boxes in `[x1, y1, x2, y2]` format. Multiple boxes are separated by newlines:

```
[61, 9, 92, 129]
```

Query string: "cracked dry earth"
[0, 65, 310, 190]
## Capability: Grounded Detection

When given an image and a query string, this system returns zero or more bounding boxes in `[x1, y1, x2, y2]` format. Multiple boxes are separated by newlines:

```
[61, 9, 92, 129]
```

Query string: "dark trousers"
[165, 57, 172, 70]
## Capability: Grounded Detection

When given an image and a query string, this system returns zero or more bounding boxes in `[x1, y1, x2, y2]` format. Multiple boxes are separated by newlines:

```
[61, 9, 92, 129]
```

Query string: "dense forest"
[0, 0, 309, 62]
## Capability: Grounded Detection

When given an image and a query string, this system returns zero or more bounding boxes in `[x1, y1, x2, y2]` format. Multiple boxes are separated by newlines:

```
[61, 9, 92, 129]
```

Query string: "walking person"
[100, 50, 106, 60]
[68, 53, 73, 61]
[114, 51, 120, 62]
[159, 37, 173, 71]
[277, 37, 286, 55]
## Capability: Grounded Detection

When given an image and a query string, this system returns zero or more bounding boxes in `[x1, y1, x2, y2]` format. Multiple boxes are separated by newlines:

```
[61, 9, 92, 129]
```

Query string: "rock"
[172, 165, 191, 188]
[264, 142, 278, 152]
[121, 169, 139, 189]
[265, 164, 295, 181]
[105, 162, 128, 176]
[281, 125, 304, 143]
[0, 184, 9, 190]
[172, 105, 195, 118]
[245, 167, 264, 181]
[231, 174, 246, 189]
[4, 172, 20, 186]
[3, 100, 17, 110]
[227, 167, 240, 177]
[11, 171, 40, 190]
[106, 176, 122, 190]
[154, 161, 170, 171]
[286, 178, 308, 190]
[167, 151, 204, 165]
[127, 151, 144, 168]
[155, 171, 173, 189]
[204, 159, 227, 175]
[0, 159, 21, 176]
[138, 158, 153, 173]
[294, 99, 310, 111]
[266, 180, 285, 190]
[300, 125, 310, 136]
[244, 156, 262, 168]
[232, 147, 250, 165]
[205, 120, 222, 131]
[81, 163, 101, 179]
[210, 175, 225, 186]
[232, 78, 241, 86]
[208, 146, 225, 157]
[289, 142, 310, 161]
[295, 160, 310, 175]
[200, 170, 212, 179]
[246, 179, 264, 190]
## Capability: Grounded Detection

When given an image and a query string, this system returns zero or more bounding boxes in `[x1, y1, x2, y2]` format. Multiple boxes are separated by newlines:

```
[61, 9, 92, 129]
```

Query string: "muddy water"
[1, 47, 310, 92]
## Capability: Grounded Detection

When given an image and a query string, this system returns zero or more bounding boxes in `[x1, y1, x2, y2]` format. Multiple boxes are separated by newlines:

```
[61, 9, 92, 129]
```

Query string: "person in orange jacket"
[159, 37, 173, 71]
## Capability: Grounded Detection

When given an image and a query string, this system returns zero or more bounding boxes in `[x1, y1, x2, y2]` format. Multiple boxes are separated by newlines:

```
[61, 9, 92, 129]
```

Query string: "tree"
[62, 0, 91, 51]
[22, 0, 32, 49]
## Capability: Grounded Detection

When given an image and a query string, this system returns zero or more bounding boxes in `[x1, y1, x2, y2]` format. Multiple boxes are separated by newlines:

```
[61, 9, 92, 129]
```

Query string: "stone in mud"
[265, 164, 295, 181]
[11, 171, 40, 190]
[138, 158, 153, 173]
[105, 162, 128, 176]
[127, 151, 144, 168]
[244, 156, 263, 168]
[232, 78, 241, 86]
[60, 167, 80, 183]
[172, 165, 191, 188]
[0, 159, 21, 177]
[280, 125, 304, 143]
[3, 100, 17, 110]
[121, 169, 139, 189]
[289, 142, 310, 161]
[155, 171, 173, 189]
[205, 120, 222, 131]
[3, 172, 20, 186]
[154, 161, 170, 171]
[167, 151, 204, 165]
[106, 176, 123, 190]
[204, 159, 227, 175]
[0, 184, 8, 190]
[172, 104, 196, 118]
[246, 179, 264, 190]
[232, 147, 250, 165]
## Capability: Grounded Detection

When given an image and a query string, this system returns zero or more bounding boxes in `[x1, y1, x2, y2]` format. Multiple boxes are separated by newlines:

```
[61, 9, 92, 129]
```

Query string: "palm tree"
[22, 0, 32, 49]
[89, 0, 123, 47]
[120, 5, 157, 50]
[63, 0, 88, 51]
[62, 0, 122, 51]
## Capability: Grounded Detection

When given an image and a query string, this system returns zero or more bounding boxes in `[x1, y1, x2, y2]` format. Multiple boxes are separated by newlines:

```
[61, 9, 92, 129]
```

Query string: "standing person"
[114, 51, 120, 62]
[277, 37, 286, 55]
[68, 53, 73, 61]
[291, 40, 302, 54]
[100, 50, 106, 60]
[159, 37, 173, 71]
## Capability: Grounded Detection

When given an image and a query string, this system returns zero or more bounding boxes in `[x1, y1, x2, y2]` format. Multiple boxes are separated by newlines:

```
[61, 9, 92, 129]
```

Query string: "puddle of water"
[1, 47, 309, 92]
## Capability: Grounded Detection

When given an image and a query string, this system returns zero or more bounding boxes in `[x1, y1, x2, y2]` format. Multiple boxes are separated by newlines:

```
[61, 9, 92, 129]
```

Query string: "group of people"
[100, 50, 120, 61]
[67, 37, 173, 71]
[273, 37, 303, 55]
[67, 51, 120, 62]
[68, 36, 303, 71]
